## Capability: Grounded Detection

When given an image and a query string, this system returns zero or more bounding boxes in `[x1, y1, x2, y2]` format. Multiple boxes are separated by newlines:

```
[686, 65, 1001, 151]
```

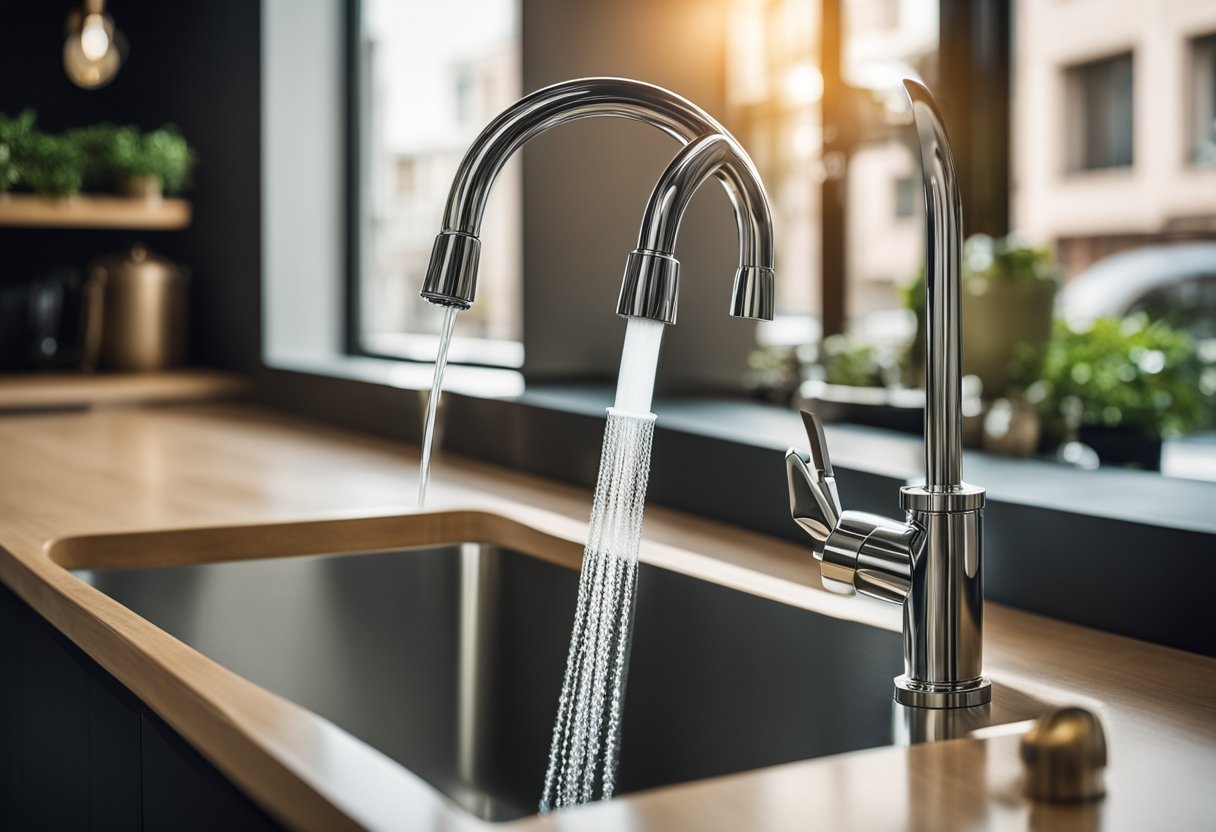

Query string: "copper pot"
[84, 245, 188, 371]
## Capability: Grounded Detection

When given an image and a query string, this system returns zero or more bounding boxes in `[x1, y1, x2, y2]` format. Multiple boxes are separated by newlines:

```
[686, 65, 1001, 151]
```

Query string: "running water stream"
[417, 305, 460, 508]
[415, 309, 666, 808]
[540, 316, 665, 812]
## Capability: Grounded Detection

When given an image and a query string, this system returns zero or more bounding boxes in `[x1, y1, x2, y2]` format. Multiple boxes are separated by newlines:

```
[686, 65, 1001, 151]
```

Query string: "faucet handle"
[800, 410, 835, 478]
[785, 411, 842, 547]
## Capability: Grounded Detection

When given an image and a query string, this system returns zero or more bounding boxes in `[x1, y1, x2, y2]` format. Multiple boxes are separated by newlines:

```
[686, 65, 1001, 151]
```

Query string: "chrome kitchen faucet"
[418, 77, 775, 325]
[787, 79, 991, 709]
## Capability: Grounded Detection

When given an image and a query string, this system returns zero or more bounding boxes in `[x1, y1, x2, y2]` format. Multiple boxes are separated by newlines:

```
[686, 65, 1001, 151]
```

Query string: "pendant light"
[64, 0, 126, 89]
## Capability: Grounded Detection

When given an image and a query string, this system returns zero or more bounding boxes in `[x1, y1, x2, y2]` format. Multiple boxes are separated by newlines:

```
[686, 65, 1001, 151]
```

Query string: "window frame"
[255, 0, 1216, 576]
[1064, 50, 1136, 174]
[1190, 31, 1216, 167]
[341, 0, 524, 371]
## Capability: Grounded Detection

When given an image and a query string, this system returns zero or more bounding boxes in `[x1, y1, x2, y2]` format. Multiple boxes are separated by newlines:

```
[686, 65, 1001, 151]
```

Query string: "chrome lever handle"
[787, 410, 917, 603]
[800, 410, 834, 480]
[785, 410, 842, 547]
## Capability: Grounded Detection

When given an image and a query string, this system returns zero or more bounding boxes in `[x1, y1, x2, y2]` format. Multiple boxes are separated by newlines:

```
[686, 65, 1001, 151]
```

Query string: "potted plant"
[108, 124, 196, 199]
[744, 345, 804, 405]
[903, 234, 1060, 398]
[65, 122, 124, 191]
[1017, 315, 1215, 470]
[794, 335, 930, 434]
[962, 234, 1060, 398]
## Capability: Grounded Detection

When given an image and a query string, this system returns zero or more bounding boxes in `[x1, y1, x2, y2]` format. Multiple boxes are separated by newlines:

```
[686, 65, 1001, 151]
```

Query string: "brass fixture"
[1020, 706, 1108, 802]
[84, 245, 188, 372]
[64, 0, 125, 89]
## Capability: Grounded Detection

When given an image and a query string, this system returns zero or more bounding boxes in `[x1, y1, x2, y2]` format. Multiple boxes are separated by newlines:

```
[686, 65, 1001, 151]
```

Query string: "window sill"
[263, 353, 525, 398]
[253, 361, 1216, 656]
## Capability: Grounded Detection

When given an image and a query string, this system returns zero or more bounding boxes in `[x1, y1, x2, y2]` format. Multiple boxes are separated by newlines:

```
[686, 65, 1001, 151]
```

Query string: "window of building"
[894, 175, 917, 218]
[1192, 33, 1216, 166]
[1065, 52, 1134, 172]
[352, 0, 522, 368]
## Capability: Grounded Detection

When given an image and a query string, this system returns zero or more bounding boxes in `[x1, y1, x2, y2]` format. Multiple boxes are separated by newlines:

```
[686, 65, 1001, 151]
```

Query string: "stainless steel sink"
[76, 544, 903, 822]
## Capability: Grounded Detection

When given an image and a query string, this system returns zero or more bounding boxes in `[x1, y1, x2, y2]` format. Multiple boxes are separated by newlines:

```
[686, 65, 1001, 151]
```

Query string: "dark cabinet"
[0, 583, 283, 831]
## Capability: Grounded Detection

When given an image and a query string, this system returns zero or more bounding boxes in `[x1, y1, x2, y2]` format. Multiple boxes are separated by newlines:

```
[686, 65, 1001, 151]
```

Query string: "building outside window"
[1016, 1, 1216, 280]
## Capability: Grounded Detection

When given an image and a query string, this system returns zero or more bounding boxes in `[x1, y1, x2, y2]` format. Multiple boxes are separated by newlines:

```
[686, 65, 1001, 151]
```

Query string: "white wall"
[262, 0, 346, 365]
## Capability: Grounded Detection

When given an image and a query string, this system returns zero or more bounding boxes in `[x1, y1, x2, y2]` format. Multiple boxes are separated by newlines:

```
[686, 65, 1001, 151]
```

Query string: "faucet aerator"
[730, 265, 776, 321]
[617, 250, 681, 324]
[420, 231, 481, 309]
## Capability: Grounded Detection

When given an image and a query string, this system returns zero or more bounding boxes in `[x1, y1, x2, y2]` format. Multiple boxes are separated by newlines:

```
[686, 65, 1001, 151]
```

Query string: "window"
[727, 0, 936, 347]
[727, 0, 824, 347]
[894, 175, 917, 219]
[1192, 33, 1216, 166]
[1065, 52, 1134, 172]
[352, 0, 522, 368]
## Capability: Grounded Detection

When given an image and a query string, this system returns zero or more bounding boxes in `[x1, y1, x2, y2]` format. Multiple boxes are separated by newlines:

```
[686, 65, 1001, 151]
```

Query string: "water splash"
[417, 305, 460, 508]
[540, 316, 665, 812]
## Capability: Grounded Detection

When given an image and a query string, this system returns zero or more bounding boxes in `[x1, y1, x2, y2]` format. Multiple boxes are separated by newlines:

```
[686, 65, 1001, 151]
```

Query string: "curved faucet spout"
[420, 77, 774, 322]
[904, 78, 964, 490]
[617, 133, 775, 324]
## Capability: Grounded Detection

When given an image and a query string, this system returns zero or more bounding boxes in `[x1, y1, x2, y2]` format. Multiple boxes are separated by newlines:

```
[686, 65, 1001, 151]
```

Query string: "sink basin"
[75, 541, 905, 822]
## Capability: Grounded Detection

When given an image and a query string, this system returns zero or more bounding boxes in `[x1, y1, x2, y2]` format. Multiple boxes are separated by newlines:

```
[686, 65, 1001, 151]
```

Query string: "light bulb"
[64, 6, 124, 89]
[80, 13, 111, 61]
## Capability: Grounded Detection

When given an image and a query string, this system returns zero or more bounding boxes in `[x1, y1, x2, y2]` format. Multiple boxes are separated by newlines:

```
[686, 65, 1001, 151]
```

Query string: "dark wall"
[0, 1, 262, 371]
[520, 0, 756, 393]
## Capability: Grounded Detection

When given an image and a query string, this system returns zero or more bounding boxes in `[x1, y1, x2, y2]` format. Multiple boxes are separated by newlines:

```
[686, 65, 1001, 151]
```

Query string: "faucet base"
[894, 675, 992, 709]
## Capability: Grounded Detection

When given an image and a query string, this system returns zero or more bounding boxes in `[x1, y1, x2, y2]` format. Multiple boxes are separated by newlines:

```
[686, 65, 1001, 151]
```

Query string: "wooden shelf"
[0, 193, 192, 230]
[0, 370, 246, 413]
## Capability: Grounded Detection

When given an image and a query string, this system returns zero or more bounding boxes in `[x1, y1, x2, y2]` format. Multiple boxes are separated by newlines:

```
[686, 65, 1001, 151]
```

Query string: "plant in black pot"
[1016, 315, 1215, 470]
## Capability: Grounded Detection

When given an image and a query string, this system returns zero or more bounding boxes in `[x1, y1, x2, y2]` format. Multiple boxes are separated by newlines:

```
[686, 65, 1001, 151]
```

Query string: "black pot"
[1077, 425, 1163, 471]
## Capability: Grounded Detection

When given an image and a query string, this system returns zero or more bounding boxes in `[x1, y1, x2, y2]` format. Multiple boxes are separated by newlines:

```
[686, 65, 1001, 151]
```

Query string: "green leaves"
[0, 110, 40, 193]
[1018, 315, 1215, 439]
[0, 111, 196, 197]
[20, 132, 85, 196]
[91, 124, 195, 193]
[819, 334, 889, 388]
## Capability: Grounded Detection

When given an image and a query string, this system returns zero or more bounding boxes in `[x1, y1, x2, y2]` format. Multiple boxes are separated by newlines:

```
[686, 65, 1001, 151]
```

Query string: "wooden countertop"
[0, 402, 1212, 830]
[0, 369, 248, 412]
